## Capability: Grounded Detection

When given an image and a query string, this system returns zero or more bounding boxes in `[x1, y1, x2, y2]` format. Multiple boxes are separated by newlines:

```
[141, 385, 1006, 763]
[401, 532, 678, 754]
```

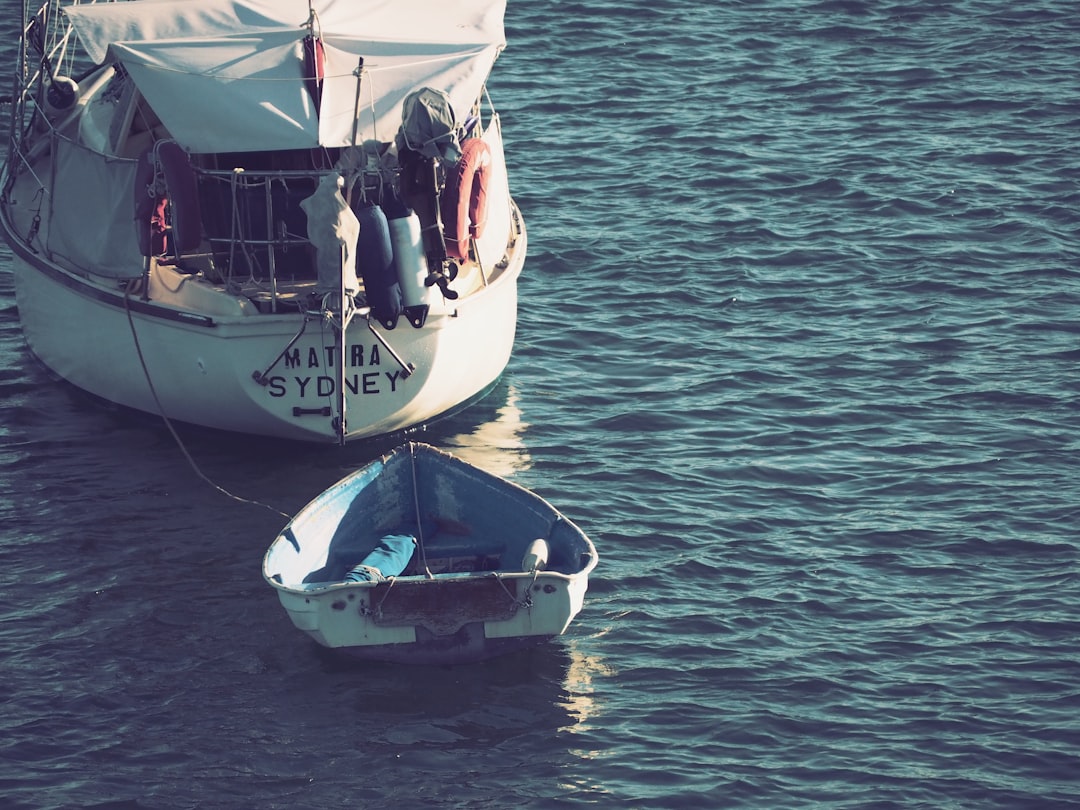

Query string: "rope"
[356, 576, 396, 620]
[301, 4, 322, 40]
[492, 569, 536, 611]
[408, 442, 434, 579]
[227, 170, 268, 288]
[122, 285, 291, 520]
[373, 576, 396, 618]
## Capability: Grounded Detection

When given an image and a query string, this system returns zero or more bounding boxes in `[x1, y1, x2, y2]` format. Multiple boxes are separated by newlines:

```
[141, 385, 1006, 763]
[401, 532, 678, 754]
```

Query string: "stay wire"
[123, 283, 291, 521]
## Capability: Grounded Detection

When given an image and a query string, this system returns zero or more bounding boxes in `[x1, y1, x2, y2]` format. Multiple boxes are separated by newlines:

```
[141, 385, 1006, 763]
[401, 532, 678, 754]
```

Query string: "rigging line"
[301, 2, 321, 39]
[365, 65, 379, 144]
[350, 56, 364, 148]
[408, 442, 433, 579]
[8, 129, 52, 192]
[228, 169, 241, 284]
[335, 244, 347, 444]
[122, 284, 291, 521]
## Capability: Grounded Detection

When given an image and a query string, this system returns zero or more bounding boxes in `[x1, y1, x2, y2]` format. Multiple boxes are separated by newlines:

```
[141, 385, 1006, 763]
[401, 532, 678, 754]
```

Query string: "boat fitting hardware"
[366, 319, 414, 378]
[252, 315, 311, 385]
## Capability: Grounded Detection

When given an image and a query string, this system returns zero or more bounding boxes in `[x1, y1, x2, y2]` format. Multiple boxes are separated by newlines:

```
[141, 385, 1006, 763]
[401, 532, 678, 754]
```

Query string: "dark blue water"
[2, 0, 1079, 807]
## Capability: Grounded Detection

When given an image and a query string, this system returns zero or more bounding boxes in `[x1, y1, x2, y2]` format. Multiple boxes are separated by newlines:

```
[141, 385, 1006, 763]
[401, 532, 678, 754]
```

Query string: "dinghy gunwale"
[263, 442, 597, 592]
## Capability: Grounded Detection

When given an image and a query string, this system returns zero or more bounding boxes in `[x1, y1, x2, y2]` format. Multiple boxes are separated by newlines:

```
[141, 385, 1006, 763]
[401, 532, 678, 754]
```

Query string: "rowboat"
[1, 0, 524, 444]
[263, 443, 598, 664]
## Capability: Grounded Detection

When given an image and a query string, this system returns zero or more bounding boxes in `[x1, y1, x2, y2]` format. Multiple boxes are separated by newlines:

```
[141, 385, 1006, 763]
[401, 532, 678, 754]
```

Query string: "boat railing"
[193, 167, 322, 297]
[191, 162, 401, 309]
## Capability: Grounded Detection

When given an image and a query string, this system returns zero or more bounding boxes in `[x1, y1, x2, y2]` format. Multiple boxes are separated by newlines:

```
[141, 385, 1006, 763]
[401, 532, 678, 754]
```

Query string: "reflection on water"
[557, 638, 614, 800]
[436, 382, 532, 478]
[559, 638, 611, 733]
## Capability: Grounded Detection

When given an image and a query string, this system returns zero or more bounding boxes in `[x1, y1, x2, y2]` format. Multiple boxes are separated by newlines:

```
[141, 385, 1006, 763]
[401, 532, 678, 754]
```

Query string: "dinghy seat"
[404, 537, 506, 575]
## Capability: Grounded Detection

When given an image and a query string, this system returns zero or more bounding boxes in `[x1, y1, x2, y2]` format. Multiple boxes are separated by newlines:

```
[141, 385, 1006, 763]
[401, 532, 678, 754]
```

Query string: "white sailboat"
[1, 0, 525, 444]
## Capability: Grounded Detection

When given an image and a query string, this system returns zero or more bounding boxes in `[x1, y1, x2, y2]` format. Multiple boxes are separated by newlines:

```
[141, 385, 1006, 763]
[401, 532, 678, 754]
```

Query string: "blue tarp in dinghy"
[344, 534, 417, 582]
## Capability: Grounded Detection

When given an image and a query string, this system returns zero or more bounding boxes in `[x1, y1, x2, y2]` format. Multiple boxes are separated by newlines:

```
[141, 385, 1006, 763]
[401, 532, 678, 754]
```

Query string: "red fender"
[133, 141, 202, 258]
[303, 33, 325, 111]
[442, 138, 492, 261]
[133, 148, 164, 257]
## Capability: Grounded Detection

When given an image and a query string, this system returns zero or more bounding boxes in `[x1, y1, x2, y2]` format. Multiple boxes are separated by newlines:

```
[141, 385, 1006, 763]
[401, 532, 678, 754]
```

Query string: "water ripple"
[2, 0, 1079, 807]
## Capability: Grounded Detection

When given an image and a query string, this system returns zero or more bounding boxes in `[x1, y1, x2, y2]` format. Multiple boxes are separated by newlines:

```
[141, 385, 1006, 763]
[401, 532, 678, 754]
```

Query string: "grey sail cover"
[399, 87, 461, 162]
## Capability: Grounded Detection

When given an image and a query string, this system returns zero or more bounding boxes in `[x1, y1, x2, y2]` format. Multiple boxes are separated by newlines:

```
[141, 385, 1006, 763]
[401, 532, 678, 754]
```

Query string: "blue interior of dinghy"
[290, 444, 593, 586]
[302, 523, 508, 584]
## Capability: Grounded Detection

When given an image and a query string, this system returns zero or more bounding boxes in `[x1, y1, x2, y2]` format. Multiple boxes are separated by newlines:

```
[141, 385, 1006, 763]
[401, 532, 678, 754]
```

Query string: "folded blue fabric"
[344, 534, 417, 582]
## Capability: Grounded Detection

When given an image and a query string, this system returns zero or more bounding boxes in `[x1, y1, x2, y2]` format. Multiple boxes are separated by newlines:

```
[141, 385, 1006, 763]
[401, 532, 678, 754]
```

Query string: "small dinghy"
[263, 443, 598, 664]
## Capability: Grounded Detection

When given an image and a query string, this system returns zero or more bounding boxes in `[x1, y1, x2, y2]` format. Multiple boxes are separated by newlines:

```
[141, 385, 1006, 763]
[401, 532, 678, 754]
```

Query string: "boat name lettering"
[266, 370, 406, 399]
[283, 344, 382, 370]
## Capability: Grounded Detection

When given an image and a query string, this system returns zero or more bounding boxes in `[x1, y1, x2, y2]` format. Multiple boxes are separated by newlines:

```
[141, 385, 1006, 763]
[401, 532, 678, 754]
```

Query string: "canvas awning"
[63, 0, 506, 153]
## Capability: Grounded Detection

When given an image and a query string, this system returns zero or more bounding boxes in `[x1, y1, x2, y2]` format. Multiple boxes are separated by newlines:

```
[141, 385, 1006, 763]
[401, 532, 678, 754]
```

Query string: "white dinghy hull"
[263, 443, 599, 664]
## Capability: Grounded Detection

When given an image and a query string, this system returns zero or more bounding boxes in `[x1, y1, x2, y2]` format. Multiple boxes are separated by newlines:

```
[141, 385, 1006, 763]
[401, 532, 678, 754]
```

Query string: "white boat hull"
[8, 242, 521, 443]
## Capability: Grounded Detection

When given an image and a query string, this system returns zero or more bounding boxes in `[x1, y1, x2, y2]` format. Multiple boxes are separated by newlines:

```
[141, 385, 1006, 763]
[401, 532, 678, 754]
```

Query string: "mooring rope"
[123, 284, 291, 521]
[492, 569, 536, 610]
[373, 576, 396, 618]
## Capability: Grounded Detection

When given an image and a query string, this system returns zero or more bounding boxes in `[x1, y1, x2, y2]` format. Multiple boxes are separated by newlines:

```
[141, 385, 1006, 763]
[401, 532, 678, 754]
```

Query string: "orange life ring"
[133, 140, 202, 258]
[442, 138, 491, 261]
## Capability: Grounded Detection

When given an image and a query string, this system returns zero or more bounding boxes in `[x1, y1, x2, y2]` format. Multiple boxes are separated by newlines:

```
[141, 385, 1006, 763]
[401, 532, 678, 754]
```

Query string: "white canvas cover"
[63, 0, 506, 153]
[48, 137, 146, 278]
